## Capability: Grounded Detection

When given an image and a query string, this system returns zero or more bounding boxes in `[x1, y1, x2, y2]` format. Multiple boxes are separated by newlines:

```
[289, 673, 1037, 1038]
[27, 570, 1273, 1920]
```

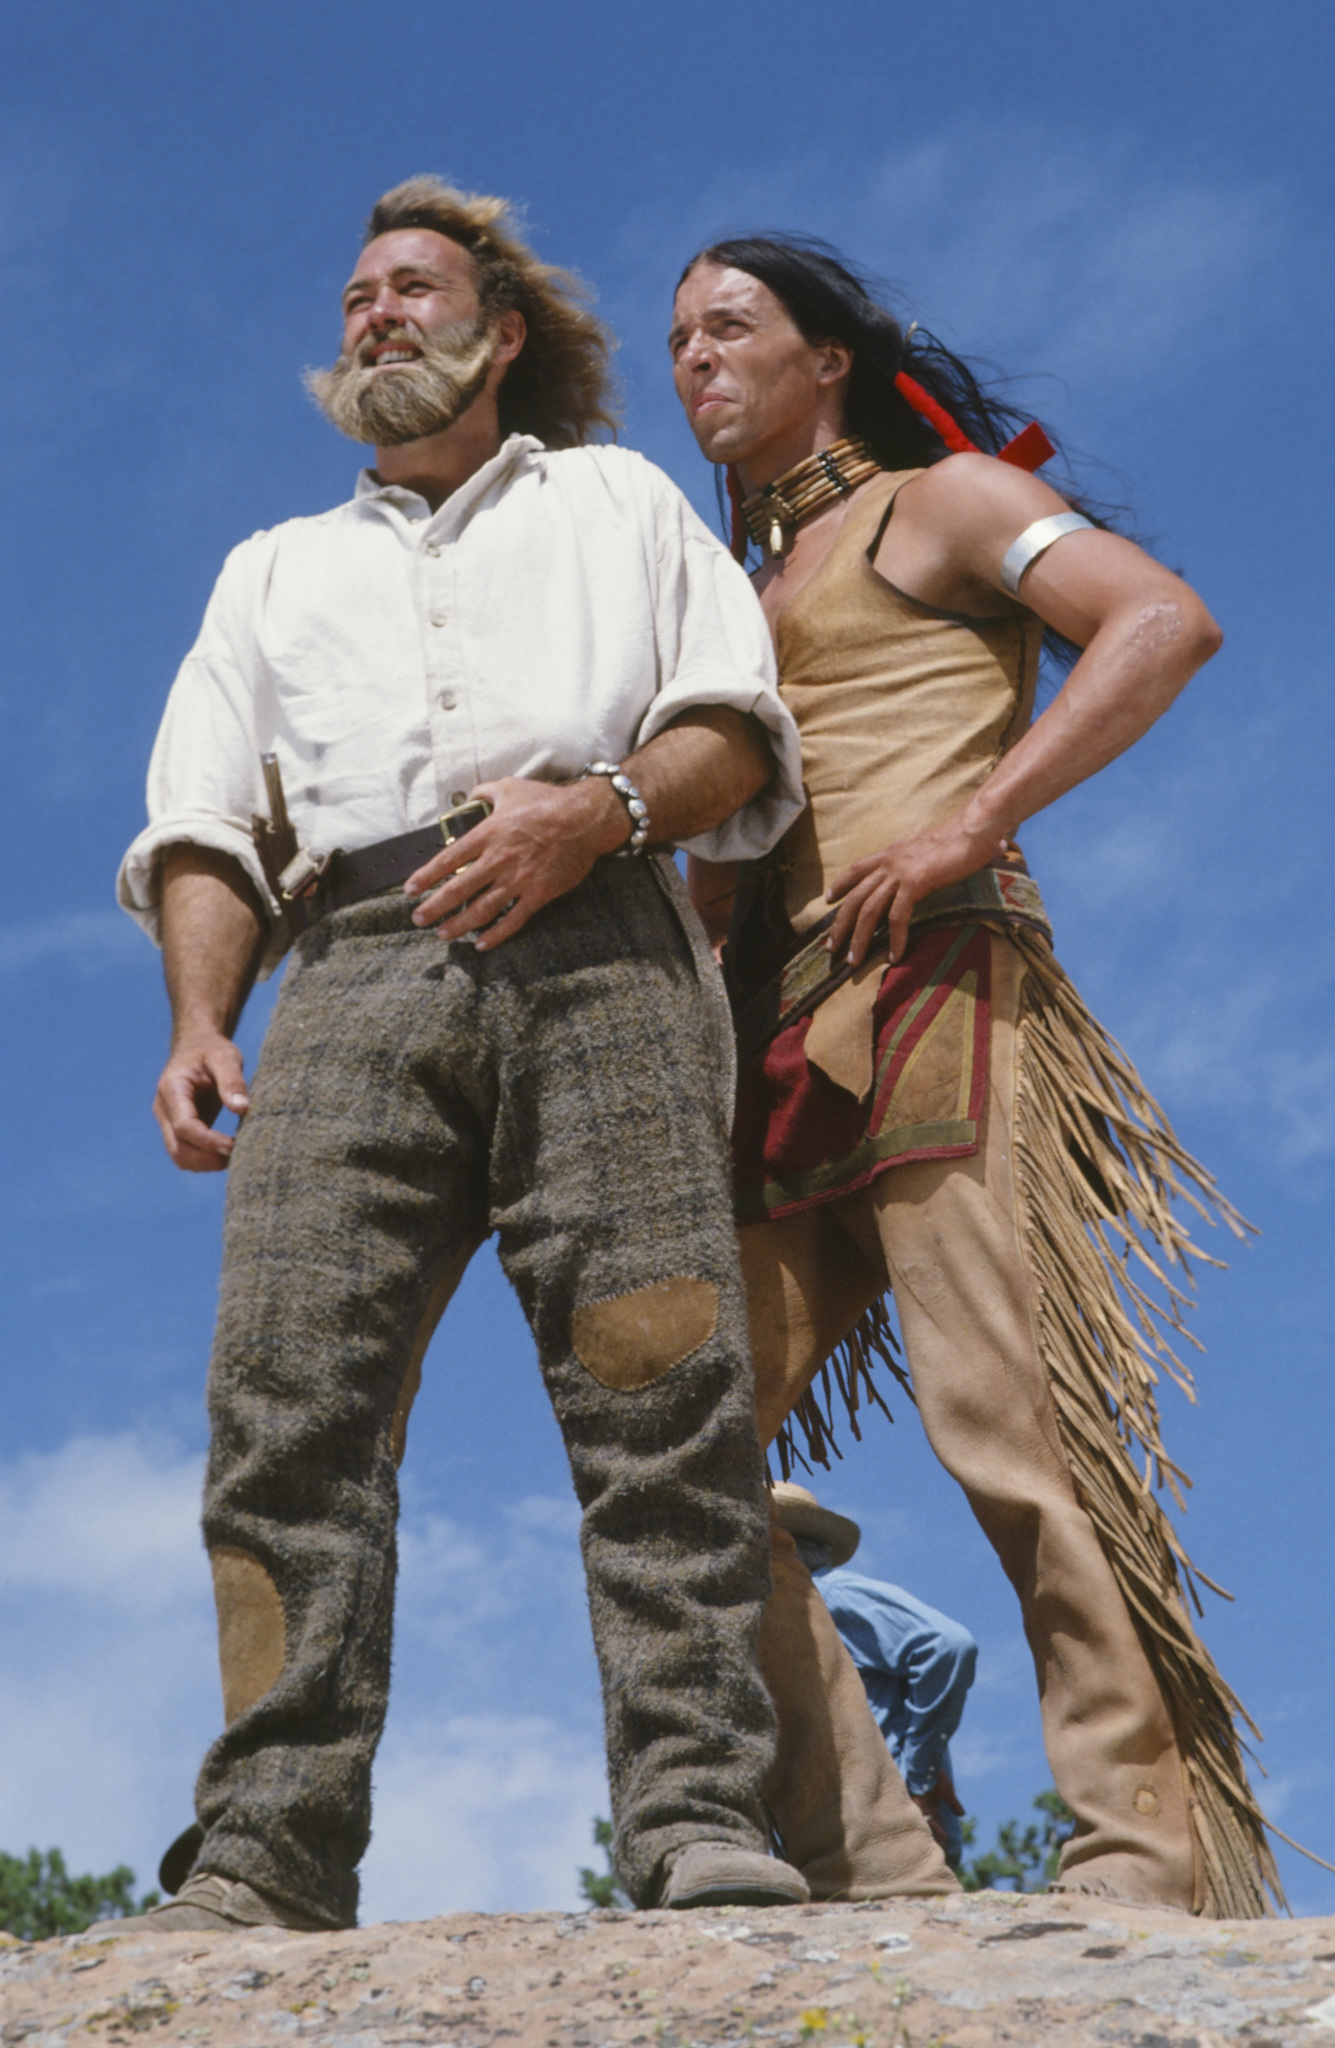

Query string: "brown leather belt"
[285, 804, 490, 934]
[729, 860, 1052, 1064]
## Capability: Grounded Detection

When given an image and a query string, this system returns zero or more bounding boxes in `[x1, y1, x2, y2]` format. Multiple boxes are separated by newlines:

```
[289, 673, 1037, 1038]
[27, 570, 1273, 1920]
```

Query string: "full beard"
[305, 315, 497, 445]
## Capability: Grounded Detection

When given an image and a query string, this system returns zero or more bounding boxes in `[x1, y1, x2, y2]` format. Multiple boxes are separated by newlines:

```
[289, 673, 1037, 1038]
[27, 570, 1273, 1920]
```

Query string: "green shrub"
[959, 1790, 1075, 1893]
[577, 1817, 630, 1910]
[0, 1848, 159, 1941]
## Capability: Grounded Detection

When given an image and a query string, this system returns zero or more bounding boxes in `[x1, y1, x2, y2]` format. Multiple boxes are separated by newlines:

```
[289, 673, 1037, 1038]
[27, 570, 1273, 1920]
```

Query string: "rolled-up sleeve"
[635, 476, 804, 862]
[116, 541, 285, 965]
[117, 449, 808, 961]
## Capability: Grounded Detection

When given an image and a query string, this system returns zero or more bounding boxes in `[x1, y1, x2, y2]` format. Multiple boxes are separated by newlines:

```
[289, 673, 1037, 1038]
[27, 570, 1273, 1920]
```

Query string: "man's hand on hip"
[154, 1028, 250, 1172]
[405, 775, 630, 951]
[405, 709, 774, 950]
[827, 810, 1009, 968]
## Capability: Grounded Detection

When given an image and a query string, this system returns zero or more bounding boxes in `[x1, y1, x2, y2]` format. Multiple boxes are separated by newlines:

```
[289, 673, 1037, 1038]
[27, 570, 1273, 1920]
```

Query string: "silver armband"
[1000, 511, 1093, 597]
[581, 760, 650, 855]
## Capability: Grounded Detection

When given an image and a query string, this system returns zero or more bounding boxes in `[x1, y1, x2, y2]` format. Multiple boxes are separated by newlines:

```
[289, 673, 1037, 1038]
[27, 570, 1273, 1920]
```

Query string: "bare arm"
[828, 454, 1222, 965]
[153, 846, 268, 1172]
[404, 705, 774, 951]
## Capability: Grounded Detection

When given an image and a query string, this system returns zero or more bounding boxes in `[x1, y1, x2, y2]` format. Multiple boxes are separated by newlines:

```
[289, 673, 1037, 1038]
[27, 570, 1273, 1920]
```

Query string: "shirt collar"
[353, 433, 545, 531]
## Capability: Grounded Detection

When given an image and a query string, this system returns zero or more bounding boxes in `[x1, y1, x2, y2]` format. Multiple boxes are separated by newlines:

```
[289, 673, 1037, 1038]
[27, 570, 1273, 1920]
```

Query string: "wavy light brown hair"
[364, 176, 618, 448]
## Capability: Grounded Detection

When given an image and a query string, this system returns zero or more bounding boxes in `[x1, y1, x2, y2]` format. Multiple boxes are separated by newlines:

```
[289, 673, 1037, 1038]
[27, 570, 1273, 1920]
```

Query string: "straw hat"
[769, 1481, 861, 1567]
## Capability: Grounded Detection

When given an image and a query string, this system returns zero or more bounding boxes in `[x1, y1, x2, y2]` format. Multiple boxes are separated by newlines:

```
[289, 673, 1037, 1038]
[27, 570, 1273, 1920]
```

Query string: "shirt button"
[426, 543, 441, 557]
[439, 691, 457, 710]
[430, 610, 447, 627]
[450, 790, 468, 806]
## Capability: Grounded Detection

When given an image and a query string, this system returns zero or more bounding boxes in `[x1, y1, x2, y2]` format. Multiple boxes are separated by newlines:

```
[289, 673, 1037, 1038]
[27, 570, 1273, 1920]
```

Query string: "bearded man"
[116, 179, 811, 1931]
[670, 235, 1278, 1916]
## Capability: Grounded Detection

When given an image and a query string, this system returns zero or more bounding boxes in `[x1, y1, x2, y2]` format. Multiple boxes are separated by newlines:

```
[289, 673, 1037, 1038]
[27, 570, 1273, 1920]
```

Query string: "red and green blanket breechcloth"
[733, 920, 994, 1222]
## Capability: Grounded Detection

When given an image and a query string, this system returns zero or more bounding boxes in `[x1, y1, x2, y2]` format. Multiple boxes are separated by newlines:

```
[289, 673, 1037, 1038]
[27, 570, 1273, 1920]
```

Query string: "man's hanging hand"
[910, 1766, 966, 1854]
[154, 1028, 251, 1172]
[155, 846, 267, 1173]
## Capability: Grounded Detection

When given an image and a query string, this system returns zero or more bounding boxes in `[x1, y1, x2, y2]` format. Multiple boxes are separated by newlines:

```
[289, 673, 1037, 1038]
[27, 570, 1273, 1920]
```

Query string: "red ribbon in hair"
[894, 371, 1054, 471]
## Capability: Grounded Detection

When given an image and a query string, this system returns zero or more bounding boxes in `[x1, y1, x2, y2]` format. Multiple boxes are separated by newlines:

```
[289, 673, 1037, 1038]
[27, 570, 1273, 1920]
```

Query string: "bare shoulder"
[896, 452, 1075, 543]
[880, 453, 1093, 609]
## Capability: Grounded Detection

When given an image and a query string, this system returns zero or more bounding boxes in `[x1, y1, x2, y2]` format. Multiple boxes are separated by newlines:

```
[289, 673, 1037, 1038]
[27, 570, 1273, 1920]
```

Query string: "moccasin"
[99, 1872, 333, 1935]
[660, 1842, 810, 1909]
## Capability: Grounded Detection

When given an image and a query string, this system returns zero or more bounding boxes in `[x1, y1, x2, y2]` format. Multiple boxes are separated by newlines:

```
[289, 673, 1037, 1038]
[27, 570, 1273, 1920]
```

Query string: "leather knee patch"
[210, 1546, 287, 1724]
[570, 1277, 719, 1391]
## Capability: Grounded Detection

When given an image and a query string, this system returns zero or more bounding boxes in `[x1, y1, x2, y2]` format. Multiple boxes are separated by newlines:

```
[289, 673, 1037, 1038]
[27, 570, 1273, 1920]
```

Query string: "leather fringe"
[1007, 929, 1281, 1918]
[771, 926, 1281, 1917]
[772, 1299, 913, 1483]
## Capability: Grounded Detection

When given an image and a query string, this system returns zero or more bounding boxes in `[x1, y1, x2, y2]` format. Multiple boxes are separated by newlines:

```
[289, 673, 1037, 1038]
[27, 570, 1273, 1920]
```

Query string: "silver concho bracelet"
[581, 760, 650, 855]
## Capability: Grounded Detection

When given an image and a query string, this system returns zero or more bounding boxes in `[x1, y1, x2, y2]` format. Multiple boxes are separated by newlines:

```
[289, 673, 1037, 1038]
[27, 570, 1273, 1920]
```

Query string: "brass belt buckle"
[438, 799, 492, 847]
[435, 800, 498, 944]
[278, 847, 335, 901]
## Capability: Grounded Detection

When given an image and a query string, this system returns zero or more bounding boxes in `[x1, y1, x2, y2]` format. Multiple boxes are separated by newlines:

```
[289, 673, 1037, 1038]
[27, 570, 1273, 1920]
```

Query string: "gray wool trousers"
[192, 858, 777, 1926]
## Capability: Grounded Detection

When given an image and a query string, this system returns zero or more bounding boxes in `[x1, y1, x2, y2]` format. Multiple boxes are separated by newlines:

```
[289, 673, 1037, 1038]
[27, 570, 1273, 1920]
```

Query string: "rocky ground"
[6, 1887, 1335, 2048]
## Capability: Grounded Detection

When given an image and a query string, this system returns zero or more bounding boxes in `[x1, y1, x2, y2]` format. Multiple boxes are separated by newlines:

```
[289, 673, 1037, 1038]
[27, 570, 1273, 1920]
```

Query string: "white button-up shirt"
[118, 435, 804, 967]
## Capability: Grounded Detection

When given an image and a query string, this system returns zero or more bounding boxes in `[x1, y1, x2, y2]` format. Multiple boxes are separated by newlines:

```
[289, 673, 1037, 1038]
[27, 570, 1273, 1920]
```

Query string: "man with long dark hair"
[669, 236, 1275, 1916]
[114, 181, 813, 1931]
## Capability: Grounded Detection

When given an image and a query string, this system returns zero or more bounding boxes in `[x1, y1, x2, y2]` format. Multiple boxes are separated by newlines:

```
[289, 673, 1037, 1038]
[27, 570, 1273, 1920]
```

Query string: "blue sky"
[2, 0, 1332, 1919]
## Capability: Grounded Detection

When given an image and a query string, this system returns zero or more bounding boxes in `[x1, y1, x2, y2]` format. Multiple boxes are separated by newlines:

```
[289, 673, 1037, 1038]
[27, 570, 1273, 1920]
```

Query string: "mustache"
[304, 315, 497, 446]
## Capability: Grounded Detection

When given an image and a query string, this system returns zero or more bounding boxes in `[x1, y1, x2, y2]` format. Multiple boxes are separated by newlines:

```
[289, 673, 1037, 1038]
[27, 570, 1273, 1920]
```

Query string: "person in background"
[772, 1483, 975, 1869]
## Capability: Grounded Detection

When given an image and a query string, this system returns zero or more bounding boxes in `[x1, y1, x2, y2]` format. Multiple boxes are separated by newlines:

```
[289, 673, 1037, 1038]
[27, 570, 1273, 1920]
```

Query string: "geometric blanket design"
[733, 922, 992, 1221]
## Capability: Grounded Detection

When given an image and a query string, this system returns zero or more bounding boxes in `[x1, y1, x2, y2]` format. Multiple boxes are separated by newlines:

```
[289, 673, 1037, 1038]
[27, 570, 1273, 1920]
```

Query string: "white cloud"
[0, 1435, 218, 1895]
[0, 1433, 206, 1605]
[855, 130, 1283, 388]
[1256, 1773, 1300, 1824]
[1027, 680, 1335, 1170]
[0, 910, 147, 975]
[609, 117, 1290, 442]
[0, 1435, 604, 1919]
[950, 1725, 1033, 1786]
[392, 1489, 587, 1651]
[940, 1635, 1048, 1793]
[362, 1715, 608, 1922]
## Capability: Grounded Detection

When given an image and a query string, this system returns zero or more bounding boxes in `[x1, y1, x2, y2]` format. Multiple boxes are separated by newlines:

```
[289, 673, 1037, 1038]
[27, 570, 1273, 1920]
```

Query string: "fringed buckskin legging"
[191, 863, 777, 1927]
[744, 932, 1276, 1917]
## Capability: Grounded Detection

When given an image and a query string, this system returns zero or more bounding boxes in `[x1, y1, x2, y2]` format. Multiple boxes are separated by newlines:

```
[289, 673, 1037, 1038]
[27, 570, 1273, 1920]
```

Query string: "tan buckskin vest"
[772, 469, 1042, 934]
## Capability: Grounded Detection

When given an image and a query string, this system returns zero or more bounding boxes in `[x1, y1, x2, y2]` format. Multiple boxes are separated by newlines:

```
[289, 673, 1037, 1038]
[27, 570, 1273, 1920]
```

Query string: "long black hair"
[679, 233, 1047, 470]
[679, 232, 1121, 672]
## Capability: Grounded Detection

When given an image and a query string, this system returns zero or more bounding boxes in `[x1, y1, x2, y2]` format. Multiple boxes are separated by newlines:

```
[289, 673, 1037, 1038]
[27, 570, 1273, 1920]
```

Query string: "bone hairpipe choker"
[739, 437, 882, 558]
